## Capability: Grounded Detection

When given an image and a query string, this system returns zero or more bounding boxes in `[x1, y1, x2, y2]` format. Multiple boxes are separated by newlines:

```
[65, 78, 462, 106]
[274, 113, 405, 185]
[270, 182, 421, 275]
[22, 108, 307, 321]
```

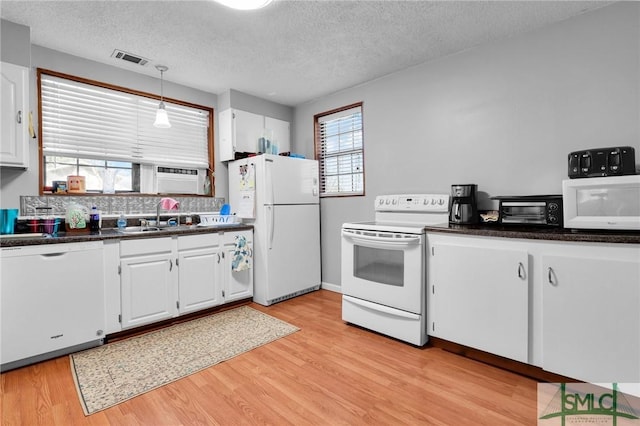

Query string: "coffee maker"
[449, 184, 479, 225]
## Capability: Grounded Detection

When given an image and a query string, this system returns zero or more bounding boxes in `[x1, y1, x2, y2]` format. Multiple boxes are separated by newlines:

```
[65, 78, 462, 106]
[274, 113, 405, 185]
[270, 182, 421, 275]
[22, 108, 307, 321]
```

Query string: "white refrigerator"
[228, 154, 321, 306]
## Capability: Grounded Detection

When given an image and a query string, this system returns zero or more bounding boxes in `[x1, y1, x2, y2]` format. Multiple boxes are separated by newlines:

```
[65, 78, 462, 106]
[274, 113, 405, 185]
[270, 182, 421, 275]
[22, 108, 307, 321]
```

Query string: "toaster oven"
[493, 195, 563, 227]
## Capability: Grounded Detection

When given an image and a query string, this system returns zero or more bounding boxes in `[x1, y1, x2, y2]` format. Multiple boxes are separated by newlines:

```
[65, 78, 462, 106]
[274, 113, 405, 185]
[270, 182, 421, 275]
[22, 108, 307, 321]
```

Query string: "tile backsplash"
[20, 195, 225, 217]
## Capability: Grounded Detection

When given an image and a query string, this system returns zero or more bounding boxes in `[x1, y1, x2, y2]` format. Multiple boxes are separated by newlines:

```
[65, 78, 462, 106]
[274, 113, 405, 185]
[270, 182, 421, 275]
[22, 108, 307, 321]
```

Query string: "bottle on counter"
[117, 214, 127, 230]
[89, 206, 100, 232]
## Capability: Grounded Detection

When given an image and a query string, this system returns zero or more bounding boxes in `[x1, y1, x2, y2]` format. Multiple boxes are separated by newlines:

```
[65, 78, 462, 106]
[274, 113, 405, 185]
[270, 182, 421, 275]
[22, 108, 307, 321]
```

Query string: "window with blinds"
[314, 103, 364, 197]
[38, 69, 212, 192]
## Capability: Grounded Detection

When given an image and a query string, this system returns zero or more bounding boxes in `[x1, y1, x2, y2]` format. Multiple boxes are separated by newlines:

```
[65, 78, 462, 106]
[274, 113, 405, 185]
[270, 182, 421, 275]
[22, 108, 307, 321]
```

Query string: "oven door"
[341, 228, 424, 314]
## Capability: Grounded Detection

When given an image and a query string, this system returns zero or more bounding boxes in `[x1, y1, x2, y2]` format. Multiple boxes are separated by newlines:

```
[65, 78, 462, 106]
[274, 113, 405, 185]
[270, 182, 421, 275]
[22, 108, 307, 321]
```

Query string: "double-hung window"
[314, 102, 364, 197]
[38, 69, 213, 194]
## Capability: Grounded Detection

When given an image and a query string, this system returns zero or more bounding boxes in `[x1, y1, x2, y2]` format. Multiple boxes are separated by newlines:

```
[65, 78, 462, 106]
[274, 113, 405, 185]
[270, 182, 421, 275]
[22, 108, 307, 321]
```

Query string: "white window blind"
[41, 74, 210, 168]
[316, 104, 364, 196]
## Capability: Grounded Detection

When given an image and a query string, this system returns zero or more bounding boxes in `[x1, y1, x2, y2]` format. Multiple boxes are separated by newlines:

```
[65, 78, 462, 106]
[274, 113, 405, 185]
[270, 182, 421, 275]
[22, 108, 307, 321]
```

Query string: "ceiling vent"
[110, 49, 149, 66]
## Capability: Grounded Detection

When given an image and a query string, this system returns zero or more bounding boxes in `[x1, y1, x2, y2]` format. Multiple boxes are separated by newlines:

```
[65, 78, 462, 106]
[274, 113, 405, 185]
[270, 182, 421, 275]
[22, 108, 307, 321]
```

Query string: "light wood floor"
[1, 290, 539, 425]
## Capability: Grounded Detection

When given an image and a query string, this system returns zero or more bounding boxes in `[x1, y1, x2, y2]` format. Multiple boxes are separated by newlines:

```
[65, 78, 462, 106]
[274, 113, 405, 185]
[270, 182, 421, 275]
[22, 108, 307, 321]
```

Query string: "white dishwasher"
[1, 241, 105, 371]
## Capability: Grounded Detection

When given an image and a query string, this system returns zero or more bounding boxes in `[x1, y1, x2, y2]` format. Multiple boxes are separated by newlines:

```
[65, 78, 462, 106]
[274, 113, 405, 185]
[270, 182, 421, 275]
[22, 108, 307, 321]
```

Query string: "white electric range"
[341, 194, 449, 346]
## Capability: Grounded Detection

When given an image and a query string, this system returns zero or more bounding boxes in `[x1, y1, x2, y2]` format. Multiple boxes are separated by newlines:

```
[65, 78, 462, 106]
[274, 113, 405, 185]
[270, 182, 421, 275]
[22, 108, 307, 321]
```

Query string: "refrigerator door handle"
[267, 205, 275, 249]
[265, 157, 275, 206]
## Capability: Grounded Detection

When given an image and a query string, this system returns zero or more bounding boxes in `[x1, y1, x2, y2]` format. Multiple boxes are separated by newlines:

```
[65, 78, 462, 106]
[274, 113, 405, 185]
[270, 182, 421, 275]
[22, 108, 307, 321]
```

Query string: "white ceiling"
[1, 0, 612, 106]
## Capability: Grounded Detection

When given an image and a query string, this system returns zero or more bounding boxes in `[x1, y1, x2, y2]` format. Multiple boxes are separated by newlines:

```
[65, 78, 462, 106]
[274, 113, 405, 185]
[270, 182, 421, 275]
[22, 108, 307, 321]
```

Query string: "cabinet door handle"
[17, 110, 22, 124]
[217, 253, 221, 263]
[169, 259, 173, 271]
[41, 252, 66, 257]
[547, 267, 557, 286]
[517, 262, 526, 279]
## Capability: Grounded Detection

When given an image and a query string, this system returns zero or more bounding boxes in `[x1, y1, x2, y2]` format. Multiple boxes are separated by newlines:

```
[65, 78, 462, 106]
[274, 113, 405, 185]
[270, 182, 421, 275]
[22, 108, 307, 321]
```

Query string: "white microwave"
[562, 175, 640, 230]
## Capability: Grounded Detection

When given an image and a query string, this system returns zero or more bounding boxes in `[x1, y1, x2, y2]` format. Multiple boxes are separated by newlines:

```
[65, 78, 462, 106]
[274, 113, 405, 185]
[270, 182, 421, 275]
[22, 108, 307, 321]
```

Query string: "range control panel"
[375, 194, 450, 212]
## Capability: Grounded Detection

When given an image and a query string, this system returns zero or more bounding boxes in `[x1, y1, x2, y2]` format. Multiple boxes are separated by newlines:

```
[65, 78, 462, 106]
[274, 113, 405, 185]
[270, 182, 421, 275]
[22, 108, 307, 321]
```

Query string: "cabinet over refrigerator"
[228, 154, 321, 305]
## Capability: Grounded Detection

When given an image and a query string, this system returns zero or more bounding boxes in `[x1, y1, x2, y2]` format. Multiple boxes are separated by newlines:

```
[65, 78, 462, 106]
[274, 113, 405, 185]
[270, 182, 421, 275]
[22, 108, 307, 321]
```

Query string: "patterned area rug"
[70, 306, 299, 415]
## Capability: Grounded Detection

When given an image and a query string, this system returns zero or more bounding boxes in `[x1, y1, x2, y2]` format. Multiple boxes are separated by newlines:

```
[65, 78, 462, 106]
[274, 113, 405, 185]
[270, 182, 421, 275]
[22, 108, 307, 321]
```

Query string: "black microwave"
[493, 195, 563, 227]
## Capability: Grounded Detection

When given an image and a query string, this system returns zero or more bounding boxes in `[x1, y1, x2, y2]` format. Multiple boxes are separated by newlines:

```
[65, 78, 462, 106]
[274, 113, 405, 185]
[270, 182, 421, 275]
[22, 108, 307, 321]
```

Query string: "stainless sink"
[115, 225, 195, 235]
[116, 226, 163, 234]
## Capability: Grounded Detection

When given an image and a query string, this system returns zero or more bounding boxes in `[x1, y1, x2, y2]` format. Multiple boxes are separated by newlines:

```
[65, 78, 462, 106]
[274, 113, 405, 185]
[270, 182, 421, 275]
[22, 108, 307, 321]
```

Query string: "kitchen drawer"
[177, 232, 221, 250]
[120, 237, 173, 257]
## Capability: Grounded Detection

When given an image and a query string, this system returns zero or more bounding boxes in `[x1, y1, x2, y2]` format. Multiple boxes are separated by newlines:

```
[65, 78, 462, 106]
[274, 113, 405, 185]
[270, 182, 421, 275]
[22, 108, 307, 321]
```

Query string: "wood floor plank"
[1, 289, 540, 425]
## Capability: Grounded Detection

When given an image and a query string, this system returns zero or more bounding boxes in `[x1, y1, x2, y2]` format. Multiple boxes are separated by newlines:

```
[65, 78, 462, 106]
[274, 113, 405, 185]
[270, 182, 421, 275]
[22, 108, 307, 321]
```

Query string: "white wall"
[293, 2, 640, 288]
[1, 19, 30, 67]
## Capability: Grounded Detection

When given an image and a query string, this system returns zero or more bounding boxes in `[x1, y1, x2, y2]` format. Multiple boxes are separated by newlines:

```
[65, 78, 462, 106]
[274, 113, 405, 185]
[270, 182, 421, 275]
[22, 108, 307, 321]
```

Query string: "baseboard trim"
[429, 336, 576, 383]
[106, 298, 252, 343]
[321, 282, 342, 293]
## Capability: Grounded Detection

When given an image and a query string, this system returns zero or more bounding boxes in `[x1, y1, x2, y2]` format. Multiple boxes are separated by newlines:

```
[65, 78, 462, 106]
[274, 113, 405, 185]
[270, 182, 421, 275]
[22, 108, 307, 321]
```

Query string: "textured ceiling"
[1, 0, 611, 106]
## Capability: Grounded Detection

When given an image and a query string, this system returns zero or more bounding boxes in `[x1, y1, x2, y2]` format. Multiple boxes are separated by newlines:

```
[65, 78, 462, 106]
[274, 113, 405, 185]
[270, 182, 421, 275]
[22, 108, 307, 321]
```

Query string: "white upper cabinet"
[1, 62, 30, 168]
[219, 108, 290, 161]
[264, 116, 290, 155]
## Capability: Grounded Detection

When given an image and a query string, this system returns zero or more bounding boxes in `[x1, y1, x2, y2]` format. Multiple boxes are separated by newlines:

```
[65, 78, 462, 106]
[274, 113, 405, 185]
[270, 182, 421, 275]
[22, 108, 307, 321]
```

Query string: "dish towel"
[159, 197, 180, 210]
[231, 235, 252, 272]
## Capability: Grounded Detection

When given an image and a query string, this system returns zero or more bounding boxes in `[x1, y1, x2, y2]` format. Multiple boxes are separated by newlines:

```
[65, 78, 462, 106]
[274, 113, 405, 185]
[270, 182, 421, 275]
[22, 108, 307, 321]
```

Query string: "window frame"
[314, 102, 365, 198]
[36, 68, 215, 196]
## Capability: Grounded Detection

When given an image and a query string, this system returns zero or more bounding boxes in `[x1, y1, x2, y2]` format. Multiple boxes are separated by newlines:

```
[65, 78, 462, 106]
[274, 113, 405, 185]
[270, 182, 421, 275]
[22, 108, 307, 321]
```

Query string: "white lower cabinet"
[177, 233, 222, 314]
[427, 232, 640, 383]
[222, 230, 253, 302]
[116, 230, 253, 331]
[1, 242, 105, 370]
[428, 235, 529, 363]
[542, 250, 640, 383]
[120, 238, 177, 329]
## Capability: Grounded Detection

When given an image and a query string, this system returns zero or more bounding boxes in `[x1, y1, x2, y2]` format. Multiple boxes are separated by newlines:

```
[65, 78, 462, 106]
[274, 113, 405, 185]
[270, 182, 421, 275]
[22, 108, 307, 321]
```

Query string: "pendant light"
[153, 65, 171, 128]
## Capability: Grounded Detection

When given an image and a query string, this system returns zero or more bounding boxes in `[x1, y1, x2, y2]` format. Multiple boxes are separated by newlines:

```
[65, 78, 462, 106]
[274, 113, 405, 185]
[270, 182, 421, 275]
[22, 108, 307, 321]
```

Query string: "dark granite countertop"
[0, 224, 254, 248]
[425, 224, 640, 244]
